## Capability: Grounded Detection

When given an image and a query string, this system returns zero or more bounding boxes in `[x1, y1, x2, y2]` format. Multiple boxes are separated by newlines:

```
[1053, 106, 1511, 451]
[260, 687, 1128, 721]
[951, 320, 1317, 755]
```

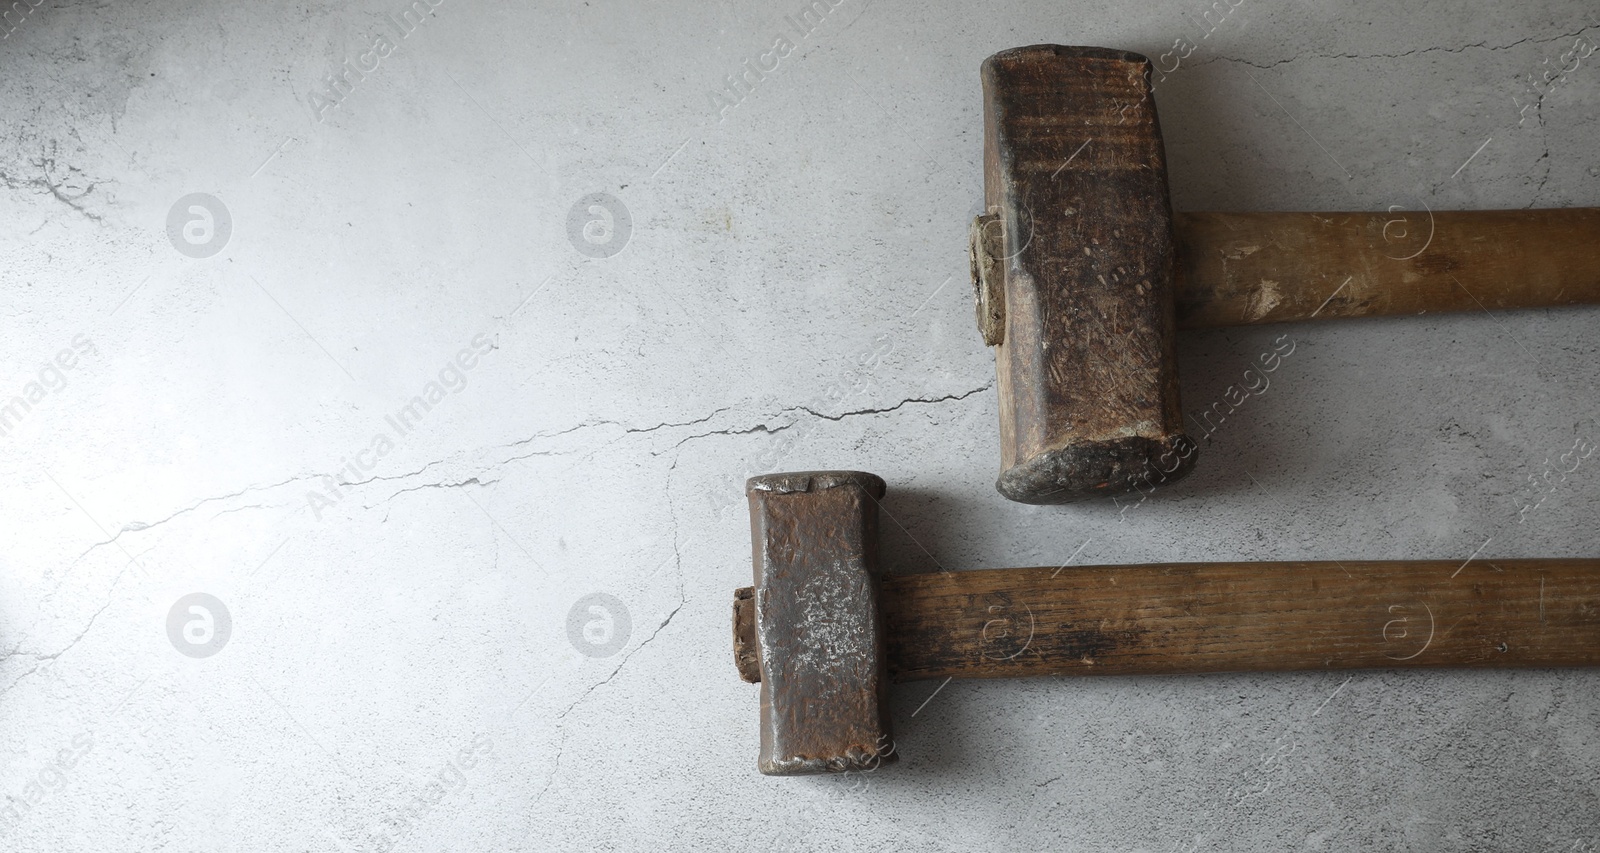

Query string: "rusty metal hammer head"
[971, 45, 1197, 504]
[733, 471, 894, 776]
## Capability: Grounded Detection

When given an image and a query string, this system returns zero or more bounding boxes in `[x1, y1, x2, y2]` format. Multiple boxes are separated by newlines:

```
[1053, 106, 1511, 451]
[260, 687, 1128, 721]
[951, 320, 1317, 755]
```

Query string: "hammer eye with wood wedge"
[730, 472, 1600, 775]
[971, 45, 1600, 504]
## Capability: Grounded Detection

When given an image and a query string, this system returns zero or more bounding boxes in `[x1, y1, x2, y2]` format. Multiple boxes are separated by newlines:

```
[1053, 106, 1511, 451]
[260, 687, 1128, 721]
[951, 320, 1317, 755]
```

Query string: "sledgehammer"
[731, 471, 1600, 775]
[971, 46, 1600, 504]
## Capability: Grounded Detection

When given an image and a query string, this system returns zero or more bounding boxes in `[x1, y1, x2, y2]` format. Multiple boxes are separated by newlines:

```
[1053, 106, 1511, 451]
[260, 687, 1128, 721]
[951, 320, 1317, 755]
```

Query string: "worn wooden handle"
[880, 559, 1600, 682]
[1174, 209, 1600, 328]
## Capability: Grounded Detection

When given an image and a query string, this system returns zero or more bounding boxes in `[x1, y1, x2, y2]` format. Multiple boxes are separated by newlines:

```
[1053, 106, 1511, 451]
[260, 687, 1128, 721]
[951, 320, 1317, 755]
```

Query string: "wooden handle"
[1173, 209, 1600, 328]
[880, 559, 1600, 682]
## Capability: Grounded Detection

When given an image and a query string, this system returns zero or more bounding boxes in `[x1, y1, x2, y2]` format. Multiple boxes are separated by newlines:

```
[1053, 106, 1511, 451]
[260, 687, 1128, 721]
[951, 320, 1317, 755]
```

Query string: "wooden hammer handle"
[881, 559, 1600, 682]
[1174, 209, 1600, 328]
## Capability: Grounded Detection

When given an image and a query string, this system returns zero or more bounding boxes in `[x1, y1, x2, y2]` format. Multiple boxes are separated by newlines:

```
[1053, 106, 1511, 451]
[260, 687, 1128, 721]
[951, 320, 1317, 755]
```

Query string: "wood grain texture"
[746, 471, 894, 775]
[982, 45, 1196, 506]
[1174, 209, 1600, 328]
[880, 560, 1600, 682]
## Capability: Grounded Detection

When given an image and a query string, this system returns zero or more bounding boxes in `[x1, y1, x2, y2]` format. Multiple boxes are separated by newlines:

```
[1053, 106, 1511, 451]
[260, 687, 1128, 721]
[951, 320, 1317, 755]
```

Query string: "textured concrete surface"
[2, 0, 1598, 849]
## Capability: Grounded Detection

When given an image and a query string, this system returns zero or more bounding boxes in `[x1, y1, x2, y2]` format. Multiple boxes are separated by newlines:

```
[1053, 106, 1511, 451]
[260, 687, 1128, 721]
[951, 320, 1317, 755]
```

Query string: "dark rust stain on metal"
[746, 471, 895, 776]
[733, 586, 759, 683]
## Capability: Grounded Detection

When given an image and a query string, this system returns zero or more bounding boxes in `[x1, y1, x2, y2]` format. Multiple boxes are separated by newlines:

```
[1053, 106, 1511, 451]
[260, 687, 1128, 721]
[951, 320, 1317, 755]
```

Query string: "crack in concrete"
[68, 473, 308, 565]
[556, 601, 684, 725]
[659, 383, 993, 458]
[794, 383, 993, 422]
[532, 589, 686, 811]
[2, 559, 133, 698]
[530, 473, 693, 812]
[1198, 26, 1598, 70]
[663, 420, 793, 457]
[58, 415, 712, 564]
[0, 148, 106, 226]
[214, 503, 270, 516]
[1528, 101, 1552, 206]
[298, 407, 741, 502]
[72, 390, 984, 557]
[362, 476, 498, 510]
[58, 385, 991, 592]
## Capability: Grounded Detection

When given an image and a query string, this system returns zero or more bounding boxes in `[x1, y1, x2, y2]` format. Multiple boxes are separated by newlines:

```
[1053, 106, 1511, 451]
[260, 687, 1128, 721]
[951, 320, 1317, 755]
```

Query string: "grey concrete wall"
[1, 0, 1597, 849]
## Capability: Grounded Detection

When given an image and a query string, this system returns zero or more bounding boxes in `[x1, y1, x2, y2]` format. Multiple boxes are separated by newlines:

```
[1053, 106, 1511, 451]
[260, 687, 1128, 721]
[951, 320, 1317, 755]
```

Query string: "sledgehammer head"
[972, 46, 1197, 504]
[739, 471, 894, 776]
